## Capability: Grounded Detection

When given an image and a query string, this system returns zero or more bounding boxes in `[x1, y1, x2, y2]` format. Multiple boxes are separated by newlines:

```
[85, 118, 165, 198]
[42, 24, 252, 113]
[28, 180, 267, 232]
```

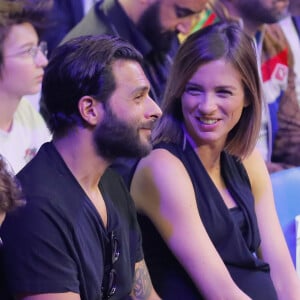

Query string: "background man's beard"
[136, 1, 176, 53]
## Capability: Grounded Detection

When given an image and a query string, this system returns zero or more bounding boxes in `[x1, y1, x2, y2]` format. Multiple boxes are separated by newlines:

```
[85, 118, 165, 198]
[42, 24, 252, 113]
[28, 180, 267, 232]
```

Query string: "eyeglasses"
[5, 41, 48, 60]
[101, 231, 120, 299]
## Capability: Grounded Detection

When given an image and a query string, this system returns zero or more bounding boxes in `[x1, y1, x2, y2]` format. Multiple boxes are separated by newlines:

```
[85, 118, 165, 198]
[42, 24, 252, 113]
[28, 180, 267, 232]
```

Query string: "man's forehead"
[112, 59, 150, 90]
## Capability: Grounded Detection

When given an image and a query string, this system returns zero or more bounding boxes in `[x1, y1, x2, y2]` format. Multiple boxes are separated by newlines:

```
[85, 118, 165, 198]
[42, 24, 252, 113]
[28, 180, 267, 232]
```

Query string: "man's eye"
[134, 93, 147, 102]
[135, 94, 143, 99]
[175, 6, 194, 18]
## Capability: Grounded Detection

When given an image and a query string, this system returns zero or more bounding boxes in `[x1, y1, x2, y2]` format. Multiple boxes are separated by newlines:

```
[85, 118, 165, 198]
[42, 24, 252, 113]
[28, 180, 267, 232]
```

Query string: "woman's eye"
[185, 86, 203, 95]
[217, 90, 233, 97]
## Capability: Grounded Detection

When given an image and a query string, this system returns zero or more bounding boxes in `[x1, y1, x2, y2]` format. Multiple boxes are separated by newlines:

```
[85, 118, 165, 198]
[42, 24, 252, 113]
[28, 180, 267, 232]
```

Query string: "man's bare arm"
[131, 259, 161, 300]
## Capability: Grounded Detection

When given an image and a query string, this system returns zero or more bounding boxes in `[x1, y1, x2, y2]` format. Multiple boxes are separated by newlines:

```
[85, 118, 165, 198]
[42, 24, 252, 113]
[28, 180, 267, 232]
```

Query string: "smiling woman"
[181, 58, 248, 148]
[130, 21, 300, 299]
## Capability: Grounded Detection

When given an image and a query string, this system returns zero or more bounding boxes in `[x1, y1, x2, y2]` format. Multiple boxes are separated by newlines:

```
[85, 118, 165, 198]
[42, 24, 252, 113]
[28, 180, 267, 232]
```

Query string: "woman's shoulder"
[133, 142, 191, 188]
[242, 148, 271, 190]
[132, 144, 196, 213]
[138, 144, 183, 172]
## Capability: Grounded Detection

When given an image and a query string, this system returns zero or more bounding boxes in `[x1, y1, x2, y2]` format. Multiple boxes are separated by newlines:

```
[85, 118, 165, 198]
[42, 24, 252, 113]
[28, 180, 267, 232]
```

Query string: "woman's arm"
[244, 148, 300, 300]
[131, 148, 250, 300]
[18, 292, 80, 300]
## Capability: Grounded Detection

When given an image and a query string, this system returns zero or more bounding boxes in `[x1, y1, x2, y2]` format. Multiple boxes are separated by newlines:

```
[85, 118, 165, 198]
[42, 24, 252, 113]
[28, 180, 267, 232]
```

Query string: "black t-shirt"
[0, 142, 143, 300]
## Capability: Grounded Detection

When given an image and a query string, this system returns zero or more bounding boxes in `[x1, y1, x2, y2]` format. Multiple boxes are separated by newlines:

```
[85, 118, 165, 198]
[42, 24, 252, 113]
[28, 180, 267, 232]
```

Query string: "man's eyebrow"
[130, 86, 150, 96]
[175, 4, 197, 18]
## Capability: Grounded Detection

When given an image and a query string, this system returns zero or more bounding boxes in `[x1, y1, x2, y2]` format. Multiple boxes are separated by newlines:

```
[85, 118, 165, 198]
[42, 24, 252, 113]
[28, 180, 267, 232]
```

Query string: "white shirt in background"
[0, 98, 51, 173]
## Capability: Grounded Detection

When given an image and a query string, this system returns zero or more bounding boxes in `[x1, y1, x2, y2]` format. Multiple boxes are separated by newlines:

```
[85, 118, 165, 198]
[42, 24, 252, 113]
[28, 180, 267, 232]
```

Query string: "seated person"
[188, 0, 299, 172]
[0, 34, 162, 300]
[130, 22, 300, 299]
[0, 0, 51, 173]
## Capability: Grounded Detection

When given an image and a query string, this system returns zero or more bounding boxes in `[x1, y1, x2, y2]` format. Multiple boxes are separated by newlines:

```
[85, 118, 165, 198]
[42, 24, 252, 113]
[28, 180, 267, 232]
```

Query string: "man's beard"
[136, 1, 177, 53]
[237, 0, 289, 24]
[93, 105, 154, 161]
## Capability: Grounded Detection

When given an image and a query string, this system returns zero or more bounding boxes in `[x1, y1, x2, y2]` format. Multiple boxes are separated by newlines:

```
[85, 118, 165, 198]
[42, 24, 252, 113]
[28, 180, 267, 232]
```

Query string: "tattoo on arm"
[131, 260, 152, 300]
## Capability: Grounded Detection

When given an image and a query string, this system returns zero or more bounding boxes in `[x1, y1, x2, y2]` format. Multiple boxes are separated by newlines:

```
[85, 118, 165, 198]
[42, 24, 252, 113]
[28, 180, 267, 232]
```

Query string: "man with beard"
[0, 35, 162, 300]
[60, 0, 208, 105]
[54, 0, 207, 183]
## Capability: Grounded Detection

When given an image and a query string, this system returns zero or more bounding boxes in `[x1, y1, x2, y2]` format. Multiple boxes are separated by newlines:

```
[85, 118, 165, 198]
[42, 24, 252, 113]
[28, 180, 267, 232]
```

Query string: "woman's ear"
[77, 96, 104, 126]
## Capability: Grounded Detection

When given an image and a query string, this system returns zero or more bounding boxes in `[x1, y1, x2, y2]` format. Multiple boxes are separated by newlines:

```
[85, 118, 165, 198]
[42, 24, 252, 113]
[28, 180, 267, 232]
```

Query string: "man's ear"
[77, 96, 104, 126]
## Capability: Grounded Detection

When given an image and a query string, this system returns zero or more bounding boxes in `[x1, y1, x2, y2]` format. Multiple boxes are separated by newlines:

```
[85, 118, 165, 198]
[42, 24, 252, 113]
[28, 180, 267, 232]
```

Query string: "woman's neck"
[0, 90, 21, 131]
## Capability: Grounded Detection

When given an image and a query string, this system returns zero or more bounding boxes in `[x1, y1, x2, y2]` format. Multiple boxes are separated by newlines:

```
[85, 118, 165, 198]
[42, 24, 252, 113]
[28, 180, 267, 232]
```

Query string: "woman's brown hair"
[153, 21, 262, 159]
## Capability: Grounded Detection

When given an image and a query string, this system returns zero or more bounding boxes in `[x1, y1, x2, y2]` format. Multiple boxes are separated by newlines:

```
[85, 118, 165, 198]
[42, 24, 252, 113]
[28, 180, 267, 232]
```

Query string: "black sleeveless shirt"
[137, 140, 278, 299]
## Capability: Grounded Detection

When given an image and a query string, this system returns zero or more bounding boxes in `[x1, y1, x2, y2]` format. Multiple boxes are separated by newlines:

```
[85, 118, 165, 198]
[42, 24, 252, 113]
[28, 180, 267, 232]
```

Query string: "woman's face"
[181, 58, 247, 147]
[0, 22, 48, 98]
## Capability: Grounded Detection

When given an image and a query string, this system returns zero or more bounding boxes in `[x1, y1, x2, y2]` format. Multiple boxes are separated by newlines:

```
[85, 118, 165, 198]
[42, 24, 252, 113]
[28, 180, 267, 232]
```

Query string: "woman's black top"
[137, 140, 278, 300]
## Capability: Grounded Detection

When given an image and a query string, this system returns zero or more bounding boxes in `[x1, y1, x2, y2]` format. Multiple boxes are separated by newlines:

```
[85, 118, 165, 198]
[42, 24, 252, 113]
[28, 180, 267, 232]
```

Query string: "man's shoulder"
[17, 143, 65, 194]
[17, 142, 51, 171]
[16, 143, 86, 218]
[62, 0, 117, 43]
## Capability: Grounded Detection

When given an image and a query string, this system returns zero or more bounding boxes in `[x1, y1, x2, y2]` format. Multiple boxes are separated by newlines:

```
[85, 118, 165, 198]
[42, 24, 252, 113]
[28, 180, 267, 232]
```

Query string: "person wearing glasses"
[0, 0, 51, 173]
[130, 22, 300, 299]
[0, 34, 162, 300]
